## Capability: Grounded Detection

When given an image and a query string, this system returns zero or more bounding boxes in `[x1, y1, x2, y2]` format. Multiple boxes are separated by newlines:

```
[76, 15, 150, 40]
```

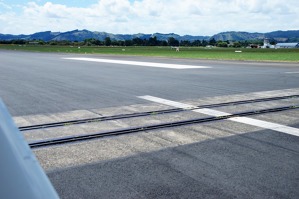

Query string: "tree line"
[0, 36, 270, 48]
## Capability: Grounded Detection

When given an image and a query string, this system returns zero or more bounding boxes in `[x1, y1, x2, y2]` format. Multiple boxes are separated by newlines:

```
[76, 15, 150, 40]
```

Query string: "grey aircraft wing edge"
[0, 99, 59, 199]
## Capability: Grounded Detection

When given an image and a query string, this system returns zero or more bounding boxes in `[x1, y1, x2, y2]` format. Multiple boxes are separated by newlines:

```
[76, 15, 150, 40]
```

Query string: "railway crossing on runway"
[12, 88, 299, 198]
[1, 51, 298, 199]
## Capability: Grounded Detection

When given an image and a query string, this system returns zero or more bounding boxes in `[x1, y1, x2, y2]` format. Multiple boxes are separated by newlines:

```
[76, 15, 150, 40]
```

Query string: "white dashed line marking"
[139, 95, 299, 137]
[63, 57, 211, 69]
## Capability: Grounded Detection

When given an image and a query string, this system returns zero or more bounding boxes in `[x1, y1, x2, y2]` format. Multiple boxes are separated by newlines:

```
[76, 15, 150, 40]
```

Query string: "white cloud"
[0, 0, 298, 35]
[0, 1, 11, 10]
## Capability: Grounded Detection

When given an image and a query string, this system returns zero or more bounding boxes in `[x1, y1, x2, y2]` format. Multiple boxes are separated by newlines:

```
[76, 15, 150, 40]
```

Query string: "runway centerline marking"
[63, 57, 211, 69]
[138, 95, 299, 137]
[285, 72, 299, 74]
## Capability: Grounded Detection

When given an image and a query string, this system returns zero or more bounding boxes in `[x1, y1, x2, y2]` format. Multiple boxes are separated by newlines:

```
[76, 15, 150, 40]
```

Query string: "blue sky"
[0, 0, 298, 35]
[0, 0, 138, 11]
[1, 0, 99, 8]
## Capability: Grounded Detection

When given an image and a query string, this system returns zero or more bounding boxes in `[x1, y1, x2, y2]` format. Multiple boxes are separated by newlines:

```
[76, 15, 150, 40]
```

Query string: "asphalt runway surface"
[1, 50, 299, 199]
[0, 50, 298, 116]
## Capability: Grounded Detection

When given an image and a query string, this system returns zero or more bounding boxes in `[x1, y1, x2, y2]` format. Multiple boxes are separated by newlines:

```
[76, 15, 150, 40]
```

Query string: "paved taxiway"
[1, 50, 299, 199]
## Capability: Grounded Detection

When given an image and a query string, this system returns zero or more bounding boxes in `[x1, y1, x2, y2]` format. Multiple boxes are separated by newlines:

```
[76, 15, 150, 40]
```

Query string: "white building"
[275, 43, 299, 48]
[262, 38, 275, 48]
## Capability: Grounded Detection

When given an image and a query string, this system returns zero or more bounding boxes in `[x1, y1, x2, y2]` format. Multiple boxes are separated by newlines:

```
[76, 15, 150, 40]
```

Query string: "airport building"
[262, 38, 299, 49]
[275, 42, 299, 48]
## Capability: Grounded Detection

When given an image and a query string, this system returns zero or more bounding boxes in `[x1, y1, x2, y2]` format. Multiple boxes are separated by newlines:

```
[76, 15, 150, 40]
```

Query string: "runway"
[1, 50, 299, 199]
[0, 50, 298, 116]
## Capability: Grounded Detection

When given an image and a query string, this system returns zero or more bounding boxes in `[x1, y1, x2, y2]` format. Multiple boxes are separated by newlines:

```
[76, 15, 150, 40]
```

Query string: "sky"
[0, 0, 298, 36]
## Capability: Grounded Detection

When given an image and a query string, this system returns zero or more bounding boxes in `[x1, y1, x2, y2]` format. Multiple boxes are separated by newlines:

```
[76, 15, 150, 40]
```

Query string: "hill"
[211, 31, 264, 41]
[0, 30, 208, 42]
[0, 30, 298, 42]
[211, 30, 299, 41]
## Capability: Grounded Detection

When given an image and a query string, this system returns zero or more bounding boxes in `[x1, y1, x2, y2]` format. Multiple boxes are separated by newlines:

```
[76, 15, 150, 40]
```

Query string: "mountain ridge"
[1, 29, 298, 42]
[211, 30, 299, 42]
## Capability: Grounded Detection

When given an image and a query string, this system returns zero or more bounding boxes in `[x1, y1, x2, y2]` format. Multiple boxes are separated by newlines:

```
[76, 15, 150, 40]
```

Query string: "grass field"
[1, 44, 299, 62]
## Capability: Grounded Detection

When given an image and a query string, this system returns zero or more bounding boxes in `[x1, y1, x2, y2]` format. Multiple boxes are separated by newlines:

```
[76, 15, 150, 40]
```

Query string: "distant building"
[262, 38, 275, 48]
[262, 38, 270, 48]
[28, 41, 39, 45]
[249, 44, 259, 48]
[275, 43, 299, 48]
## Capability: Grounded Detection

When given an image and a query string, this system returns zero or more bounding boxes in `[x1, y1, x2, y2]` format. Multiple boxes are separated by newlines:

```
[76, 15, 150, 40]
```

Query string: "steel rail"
[20, 94, 299, 132]
[29, 104, 299, 148]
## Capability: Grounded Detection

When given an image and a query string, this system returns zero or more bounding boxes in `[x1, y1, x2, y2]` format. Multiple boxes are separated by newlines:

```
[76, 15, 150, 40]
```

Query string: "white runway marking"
[285, 72, 299, 74]
[139, 95, 299, 137]
[63, 57, 211, 69]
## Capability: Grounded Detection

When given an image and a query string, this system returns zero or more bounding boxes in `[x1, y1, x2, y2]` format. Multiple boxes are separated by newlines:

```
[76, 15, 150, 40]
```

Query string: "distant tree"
[180, 40, 191, 46]
[148, 36, 158, 46]
[124, 39, 132, 46]
[84, 38, 92, 46]
[12, 39, 26, 45]
[209, 38, 217, 46]
[117, 40, 125, 46]
[161, 40, 168, 46]
[0, 40, 8, 44]
[168, 37, 179, 46]
[104, 37, 111, 46]
[232, 42, 241, 48]
[143, 39, 149, 46]
[217, 42, 228, 47]
[38, 40, 45, 45]
[93, 39, 102, 46]
[191, 40, 202, 46]
[60, 40, 71, 45]
[132, 38, 144, 46]
[111, 40, 119, 46]
[240, 40, 249, 47]
[202, 40, 208, 47]
[49, 41, 58, 45]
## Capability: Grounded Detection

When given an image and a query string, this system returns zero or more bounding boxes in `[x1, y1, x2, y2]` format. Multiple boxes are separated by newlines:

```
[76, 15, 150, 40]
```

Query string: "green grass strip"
[1, 45, 299, 62]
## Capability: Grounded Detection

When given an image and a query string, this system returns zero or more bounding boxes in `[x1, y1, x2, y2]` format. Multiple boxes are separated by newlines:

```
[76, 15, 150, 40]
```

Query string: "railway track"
[26, 95, 299, 148]
[20, 94, 299, 132]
